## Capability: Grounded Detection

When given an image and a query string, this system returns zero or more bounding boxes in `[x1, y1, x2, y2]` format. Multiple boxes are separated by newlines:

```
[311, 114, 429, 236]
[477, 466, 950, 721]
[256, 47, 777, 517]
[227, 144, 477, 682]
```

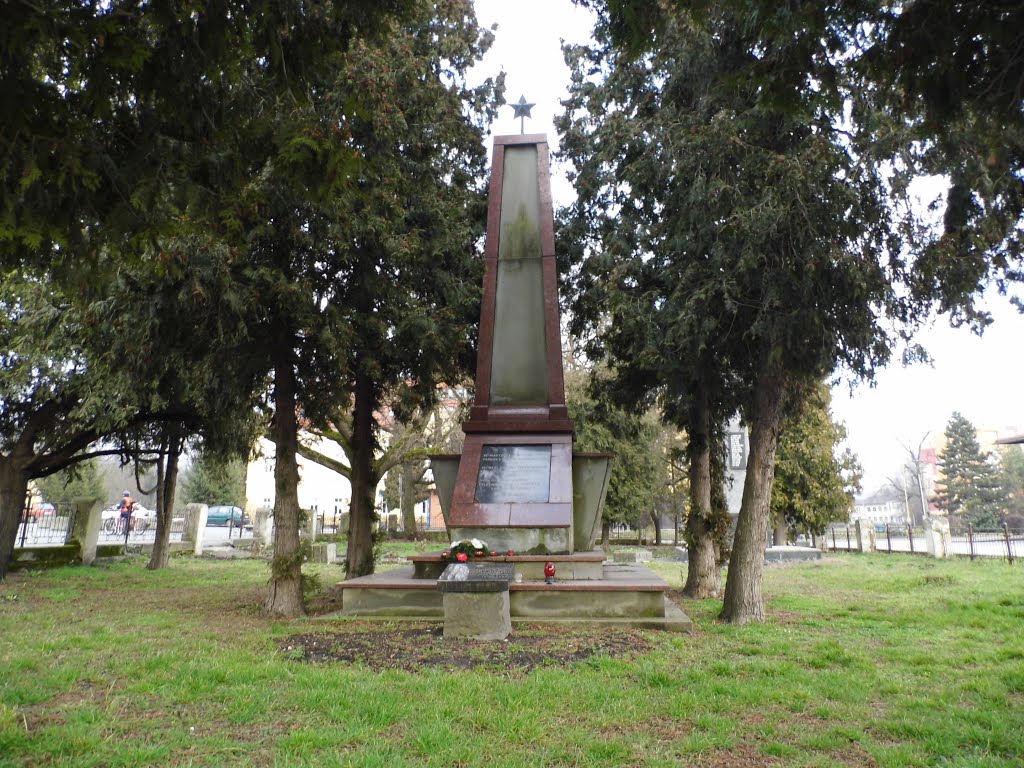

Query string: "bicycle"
[104, 514, 146, 536]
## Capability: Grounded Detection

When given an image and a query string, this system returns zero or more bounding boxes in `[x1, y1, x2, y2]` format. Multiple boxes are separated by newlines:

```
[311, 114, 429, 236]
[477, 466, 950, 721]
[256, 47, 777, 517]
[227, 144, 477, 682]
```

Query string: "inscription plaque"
[475, 445, 551, 503]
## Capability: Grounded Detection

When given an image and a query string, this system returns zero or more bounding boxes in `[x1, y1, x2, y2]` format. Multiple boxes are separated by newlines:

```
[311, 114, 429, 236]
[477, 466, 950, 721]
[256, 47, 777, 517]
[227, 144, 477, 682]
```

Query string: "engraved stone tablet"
[475, 445, 551, 503]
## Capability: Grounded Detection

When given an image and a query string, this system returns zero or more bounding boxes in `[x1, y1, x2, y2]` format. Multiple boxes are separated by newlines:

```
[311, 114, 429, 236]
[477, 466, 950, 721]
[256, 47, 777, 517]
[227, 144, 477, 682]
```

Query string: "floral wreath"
[441, 538, 514, 563]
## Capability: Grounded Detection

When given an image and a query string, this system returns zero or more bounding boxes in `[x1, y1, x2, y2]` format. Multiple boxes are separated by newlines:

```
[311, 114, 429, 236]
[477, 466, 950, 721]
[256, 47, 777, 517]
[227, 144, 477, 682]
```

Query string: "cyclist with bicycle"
[118, 491, 135, 533]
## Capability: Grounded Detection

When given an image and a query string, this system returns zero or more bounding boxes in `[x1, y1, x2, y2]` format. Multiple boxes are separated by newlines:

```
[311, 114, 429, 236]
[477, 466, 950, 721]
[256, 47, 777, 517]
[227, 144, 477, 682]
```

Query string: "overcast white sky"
[472, 0, 1024, 491]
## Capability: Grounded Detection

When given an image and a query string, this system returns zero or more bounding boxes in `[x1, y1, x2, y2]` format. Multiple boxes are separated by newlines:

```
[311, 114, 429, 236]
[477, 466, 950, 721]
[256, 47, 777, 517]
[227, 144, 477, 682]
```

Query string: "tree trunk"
[773, 515, 789, 547]
[683, 383, 722, 598]
[400, 463, 417, 534]
[652, 512, 663, 546]
[345, 368, 379, 579]
[265, 347, 305, 617]
[0, 458, 31, 581]
[148, 428, 182, 570]
[720, 364, 786, 624]
[673, 499, 680, 546]
[601, 520, 610, 548]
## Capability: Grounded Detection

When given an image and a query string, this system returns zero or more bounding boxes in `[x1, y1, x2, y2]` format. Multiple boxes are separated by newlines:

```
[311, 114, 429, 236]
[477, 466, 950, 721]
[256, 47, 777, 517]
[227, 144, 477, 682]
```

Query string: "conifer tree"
[566, 369, 664, 542]
[772, 382, 861, 543]
[934, 412, 1007, 529]
[558, 6, 901, 622]
[997, 447, 1024, 522]
[182, 453, 247, 509]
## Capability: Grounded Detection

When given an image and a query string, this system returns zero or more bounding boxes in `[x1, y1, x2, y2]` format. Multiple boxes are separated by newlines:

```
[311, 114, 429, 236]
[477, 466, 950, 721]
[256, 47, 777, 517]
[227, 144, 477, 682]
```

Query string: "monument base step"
[446, 526, 571, 557]
[334, 562, 692, 632]
[408, 550, 606, 580]
[314, 602, 693, 633]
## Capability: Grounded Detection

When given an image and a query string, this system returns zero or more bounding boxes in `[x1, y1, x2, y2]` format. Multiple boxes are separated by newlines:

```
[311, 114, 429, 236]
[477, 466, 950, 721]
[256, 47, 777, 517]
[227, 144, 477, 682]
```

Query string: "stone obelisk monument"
[445, 127, 577, 554]
[427, 97, 612, 557]
[338, 102, 687, 633]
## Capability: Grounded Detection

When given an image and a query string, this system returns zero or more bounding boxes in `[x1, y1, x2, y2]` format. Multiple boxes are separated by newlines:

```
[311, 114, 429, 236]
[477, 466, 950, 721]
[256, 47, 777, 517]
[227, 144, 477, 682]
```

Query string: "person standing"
[118, 491, 135, 533]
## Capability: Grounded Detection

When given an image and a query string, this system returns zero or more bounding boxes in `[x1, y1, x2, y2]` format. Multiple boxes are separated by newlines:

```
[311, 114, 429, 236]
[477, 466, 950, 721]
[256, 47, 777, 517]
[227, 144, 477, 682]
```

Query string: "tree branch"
[295, 441, 352, 479]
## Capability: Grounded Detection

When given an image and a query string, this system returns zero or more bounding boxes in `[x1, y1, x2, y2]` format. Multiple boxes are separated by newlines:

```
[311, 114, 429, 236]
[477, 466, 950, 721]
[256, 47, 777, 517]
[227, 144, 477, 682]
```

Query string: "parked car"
[206, 505, 249, 527]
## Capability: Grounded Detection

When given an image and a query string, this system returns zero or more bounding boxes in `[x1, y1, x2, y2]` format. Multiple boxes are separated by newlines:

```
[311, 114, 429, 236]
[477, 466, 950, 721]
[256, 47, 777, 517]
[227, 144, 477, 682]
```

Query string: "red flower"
[506, 550, 515, 556]
[456, 552, 468, 562]
[491, 551, 498, 556]
[442, 551, 450, 558]
[475, 550, 484, 556]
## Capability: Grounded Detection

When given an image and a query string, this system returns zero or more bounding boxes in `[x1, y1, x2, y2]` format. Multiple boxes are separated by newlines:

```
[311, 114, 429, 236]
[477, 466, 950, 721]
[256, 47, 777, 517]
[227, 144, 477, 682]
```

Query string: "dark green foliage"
[856, 1, 1024, 324]
[934, 412, 1008, 529]
[567, 369, 663, 529]
[0, 0, 410, 275]
[593, 0, 1024, 326]
[181, 453, 247, 508]
[557, 2, 902, 620]
[0, 273, 148, 578]
[34, 459, 105, 505]
[772, 382, 861, 537]
[0, 0, 414, 584]
[997, 446, 1024, 522]
[557, 5, 901, 424]
[271, 0, 503, 579]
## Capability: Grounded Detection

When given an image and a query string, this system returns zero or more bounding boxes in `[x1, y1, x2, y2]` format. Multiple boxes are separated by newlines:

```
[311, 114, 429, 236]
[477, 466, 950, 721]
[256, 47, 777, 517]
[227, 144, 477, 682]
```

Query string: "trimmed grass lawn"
[1, 553, 1022, 767]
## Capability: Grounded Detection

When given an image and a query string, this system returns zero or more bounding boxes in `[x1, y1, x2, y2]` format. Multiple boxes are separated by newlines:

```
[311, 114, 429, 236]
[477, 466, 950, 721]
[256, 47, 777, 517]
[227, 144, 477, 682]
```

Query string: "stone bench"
[436, 562, 514, 640]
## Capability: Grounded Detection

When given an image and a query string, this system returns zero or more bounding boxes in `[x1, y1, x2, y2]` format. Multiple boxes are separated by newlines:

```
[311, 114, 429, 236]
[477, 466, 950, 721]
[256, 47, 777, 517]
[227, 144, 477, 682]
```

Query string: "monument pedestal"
[335, 556, 691, 632]
[448, 434, 574, 554]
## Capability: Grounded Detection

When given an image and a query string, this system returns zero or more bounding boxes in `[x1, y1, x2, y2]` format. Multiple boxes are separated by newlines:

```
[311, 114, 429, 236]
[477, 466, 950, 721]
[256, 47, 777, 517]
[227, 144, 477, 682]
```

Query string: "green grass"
[2, 554, 1022, 766]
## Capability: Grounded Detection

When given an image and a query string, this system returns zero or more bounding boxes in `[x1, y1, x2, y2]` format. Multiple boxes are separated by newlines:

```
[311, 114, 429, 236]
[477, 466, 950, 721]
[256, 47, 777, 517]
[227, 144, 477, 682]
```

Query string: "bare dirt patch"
[277, 625, 653, 673]
[692, 744, 778, 767]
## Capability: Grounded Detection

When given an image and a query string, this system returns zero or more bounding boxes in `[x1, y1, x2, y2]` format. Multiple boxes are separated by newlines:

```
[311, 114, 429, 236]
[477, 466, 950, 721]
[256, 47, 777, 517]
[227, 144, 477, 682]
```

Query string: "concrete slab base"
[334, 561, 693, 633]
[200, 545, 253, 560]
[675, 545, 823, 564]
[315, 598, 693, 634]
[613, 549, 653, 563]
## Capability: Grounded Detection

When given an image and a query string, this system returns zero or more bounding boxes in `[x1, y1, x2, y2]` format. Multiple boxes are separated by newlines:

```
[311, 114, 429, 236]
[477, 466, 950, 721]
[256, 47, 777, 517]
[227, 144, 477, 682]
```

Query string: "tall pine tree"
[771, 381, 861, 543]
[934, 412, 1007, 529]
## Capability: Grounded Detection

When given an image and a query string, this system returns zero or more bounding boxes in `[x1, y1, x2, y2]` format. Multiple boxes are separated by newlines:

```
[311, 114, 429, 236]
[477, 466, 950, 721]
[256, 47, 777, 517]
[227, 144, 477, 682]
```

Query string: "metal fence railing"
[16, 502, 187, 549]
[822, 520, 1021, 564]
[826, 526, 857, 552]
[317, 515, 342, 537]
[98, 510, 186, 546]
[16, 501, 76, 548]
[949, 523, 1021, 564]
[874, 523, 920, 555]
